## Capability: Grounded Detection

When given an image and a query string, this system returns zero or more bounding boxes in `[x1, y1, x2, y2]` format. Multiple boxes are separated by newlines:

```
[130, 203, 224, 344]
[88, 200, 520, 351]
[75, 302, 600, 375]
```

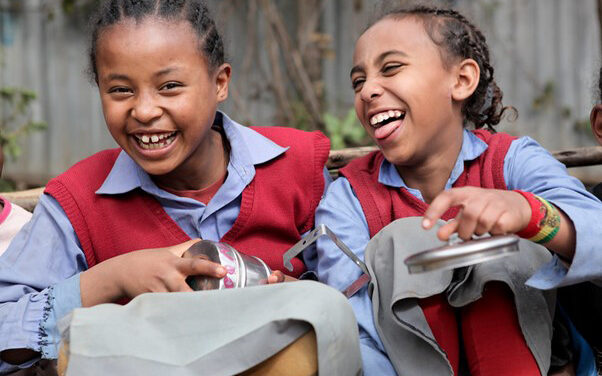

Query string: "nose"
[359, 78, 383, 103]
[131, 92, 163, 124]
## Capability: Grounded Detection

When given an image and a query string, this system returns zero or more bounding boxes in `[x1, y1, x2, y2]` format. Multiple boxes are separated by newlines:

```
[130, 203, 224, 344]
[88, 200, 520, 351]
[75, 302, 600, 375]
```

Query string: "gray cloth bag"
[58, 281, 362, 376]
[365, 217, 555, 376]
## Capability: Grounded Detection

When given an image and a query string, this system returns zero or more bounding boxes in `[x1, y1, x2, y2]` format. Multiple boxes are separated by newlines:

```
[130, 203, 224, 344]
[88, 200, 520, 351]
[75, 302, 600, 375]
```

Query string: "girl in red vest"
[314, 5, 602, 376]
[0, 0, 331, 371]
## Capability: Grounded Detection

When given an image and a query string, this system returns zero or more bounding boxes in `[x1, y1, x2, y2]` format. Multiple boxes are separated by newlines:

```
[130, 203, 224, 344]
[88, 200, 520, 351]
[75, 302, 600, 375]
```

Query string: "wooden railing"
[3, 145, 602, 212]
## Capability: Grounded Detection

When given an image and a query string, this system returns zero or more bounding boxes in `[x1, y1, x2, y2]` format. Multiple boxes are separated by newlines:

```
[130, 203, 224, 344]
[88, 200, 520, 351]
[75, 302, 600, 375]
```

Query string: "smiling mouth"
[369, 110, 406, 128]
[134, 131, 177, 150]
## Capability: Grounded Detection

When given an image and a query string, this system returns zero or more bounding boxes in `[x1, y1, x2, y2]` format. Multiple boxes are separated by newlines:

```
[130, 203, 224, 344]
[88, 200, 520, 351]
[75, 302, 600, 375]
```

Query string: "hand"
[266, 270, 298, 284]
[422, 187, 531, 241]
[81, 239, 227, 306]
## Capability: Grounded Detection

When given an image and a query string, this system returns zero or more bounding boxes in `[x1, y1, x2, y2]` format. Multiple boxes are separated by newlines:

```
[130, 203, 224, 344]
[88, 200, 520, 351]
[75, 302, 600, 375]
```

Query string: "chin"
[137, 162, 176, 177]
[381, 148, 411, 167]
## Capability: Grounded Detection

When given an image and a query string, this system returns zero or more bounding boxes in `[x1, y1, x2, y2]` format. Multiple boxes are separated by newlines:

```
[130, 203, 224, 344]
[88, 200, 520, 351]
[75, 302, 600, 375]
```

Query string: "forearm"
[80, 261, 123, 307]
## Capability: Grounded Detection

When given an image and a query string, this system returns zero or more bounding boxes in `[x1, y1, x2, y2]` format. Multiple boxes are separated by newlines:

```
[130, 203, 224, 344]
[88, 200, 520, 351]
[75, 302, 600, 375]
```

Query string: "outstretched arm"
[422, 186, 576, 260]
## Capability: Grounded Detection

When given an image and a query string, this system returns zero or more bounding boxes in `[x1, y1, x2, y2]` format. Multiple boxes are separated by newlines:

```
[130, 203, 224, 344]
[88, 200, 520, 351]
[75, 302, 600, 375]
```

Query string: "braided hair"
[379, 6, 515, 131]
[88, 0, 224, 83]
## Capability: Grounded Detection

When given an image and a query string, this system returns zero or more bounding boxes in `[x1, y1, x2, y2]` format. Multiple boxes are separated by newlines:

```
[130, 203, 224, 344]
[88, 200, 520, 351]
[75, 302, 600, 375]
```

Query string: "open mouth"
[369, 110, 406, 128]
[134, 131, 177, 150]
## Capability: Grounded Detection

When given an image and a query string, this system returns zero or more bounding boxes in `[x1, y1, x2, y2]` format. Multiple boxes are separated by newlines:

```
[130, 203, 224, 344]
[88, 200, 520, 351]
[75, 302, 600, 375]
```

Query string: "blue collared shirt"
[0, 112, 330, 373]
[309, 130, 602, 375]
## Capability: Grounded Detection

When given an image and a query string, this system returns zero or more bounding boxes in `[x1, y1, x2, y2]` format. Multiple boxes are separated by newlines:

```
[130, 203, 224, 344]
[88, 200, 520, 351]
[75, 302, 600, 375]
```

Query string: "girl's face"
[95, 18, 230, 180]
[351, 17, 465, 168]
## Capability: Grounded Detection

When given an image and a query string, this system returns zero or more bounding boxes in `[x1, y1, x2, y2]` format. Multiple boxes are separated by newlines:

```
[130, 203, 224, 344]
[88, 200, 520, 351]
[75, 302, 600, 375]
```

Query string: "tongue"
[374, 120, 401, 140]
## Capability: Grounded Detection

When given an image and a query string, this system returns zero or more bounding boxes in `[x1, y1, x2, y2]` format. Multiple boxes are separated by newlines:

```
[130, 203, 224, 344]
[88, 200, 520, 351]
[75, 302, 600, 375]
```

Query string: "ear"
[451, 58, 480, 102]
[214, 63, 232, 103]
[591, 103, 602, 146]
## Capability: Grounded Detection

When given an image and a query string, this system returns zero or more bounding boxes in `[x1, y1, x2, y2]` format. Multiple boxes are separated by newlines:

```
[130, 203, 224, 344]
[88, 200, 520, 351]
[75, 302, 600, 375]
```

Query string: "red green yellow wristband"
[515, 190, 545, 238]
[514, 190, 561, 244]
[529, 197, 561, 244]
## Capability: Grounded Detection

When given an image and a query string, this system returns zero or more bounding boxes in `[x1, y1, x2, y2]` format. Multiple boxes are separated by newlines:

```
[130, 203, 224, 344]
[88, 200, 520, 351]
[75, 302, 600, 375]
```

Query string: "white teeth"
[135, 132, 176, 149]
[369, 110, 405, 127]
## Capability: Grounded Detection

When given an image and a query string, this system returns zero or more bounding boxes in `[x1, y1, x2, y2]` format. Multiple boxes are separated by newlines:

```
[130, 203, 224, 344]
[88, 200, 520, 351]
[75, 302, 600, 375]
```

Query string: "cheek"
[354, 96, 365, 122]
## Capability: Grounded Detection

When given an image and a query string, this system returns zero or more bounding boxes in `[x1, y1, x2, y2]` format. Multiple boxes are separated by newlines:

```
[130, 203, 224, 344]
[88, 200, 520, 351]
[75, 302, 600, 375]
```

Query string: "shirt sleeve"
[504, 137, 602, 288]
[0, 194, 87, 371]
[310, 177, 396, 375]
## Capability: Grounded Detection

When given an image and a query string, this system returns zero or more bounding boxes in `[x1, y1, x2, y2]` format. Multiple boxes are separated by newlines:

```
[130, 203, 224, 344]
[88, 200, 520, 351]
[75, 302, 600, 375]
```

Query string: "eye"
[107, 86, 133, 98]
[351, 77, 365, 92]
[108, 86, 132, 94]
[160, 82, 183, 91]
[382, 63, 403, 74]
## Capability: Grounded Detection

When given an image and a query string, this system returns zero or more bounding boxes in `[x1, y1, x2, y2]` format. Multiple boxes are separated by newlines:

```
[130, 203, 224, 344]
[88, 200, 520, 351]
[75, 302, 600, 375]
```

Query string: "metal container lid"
[404, 235, 520, 274]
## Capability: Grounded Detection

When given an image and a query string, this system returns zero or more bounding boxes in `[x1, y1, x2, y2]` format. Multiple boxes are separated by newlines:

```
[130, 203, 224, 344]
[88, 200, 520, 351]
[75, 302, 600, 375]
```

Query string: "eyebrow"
[106, 73, 130, 82]
[105, 67, 180, 82]
[349, 50, 409, 77]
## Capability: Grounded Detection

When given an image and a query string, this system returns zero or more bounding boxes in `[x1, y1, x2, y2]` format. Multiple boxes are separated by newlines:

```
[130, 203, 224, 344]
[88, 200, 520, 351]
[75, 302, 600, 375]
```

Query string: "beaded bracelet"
[514, 190, 561, 244]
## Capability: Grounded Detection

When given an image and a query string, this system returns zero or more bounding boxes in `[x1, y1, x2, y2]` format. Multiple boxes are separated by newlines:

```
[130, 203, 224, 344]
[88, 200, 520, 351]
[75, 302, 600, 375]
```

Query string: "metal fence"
[0, 0, 600, 185]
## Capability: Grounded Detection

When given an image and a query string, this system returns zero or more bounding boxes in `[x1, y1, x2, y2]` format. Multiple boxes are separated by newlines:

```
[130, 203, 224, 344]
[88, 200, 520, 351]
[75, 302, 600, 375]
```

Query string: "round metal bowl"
[182, 240, 272, 291]
[404, 235, 520, 274]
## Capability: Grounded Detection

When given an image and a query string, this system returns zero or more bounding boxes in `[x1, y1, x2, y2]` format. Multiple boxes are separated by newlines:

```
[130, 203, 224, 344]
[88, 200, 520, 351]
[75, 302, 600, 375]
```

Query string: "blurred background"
[0, 0, 600, 189]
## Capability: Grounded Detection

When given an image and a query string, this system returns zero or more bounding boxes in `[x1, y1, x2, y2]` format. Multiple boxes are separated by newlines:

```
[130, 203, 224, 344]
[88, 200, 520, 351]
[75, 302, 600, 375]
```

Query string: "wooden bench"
[3, 145, 602, 212]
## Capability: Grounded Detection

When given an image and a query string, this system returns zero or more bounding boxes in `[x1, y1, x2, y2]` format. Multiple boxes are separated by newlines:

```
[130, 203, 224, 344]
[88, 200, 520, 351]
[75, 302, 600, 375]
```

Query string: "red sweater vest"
[44, 126, 330, 278]
[340, 129, 514, 238]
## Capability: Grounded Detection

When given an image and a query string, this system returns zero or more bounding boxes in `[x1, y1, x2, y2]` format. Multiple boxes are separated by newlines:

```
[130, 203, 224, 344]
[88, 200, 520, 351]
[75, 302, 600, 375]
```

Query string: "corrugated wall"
[0, 0, 600, 185]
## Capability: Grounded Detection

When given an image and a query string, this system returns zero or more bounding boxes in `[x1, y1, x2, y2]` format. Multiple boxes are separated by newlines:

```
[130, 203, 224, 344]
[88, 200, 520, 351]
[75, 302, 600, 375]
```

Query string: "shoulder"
[45, 149, 121, 194]
[472, 129, 516, 146]
[57, 149, 121, 177]
[317, 176, 368, 230]
[341, 150, 383, 176]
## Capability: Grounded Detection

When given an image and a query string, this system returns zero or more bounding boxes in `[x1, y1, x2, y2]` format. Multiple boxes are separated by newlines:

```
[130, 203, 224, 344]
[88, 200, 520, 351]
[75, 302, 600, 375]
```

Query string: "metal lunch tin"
[182, 240, 272, 291]
[404, 234, 520, 274]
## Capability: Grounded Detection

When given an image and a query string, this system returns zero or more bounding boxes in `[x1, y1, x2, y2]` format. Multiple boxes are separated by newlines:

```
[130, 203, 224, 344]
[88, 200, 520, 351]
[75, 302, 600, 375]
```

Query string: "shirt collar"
[96, 111, 288, 195]
[378, 129, 488, 189]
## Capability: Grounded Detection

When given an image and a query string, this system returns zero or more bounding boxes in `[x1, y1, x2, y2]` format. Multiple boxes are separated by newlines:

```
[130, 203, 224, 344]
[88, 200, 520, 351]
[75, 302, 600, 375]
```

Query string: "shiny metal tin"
[183, 240, 272, 291]
[404, 235, 520, 274]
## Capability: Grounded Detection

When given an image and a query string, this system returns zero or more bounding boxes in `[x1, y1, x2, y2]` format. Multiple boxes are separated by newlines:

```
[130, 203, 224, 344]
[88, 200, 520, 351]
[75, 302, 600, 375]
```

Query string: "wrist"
[80, 262, 124, 307]
[513, 190, 560, 244]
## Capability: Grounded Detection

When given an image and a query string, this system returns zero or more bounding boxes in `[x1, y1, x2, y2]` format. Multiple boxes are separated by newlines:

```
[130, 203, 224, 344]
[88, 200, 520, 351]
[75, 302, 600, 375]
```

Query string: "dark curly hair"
[88, 0, 225, 83]
[377, 5, 515, 131]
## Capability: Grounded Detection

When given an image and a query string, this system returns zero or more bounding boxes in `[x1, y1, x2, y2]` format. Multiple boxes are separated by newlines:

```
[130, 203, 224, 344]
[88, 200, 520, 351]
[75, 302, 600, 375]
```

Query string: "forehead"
[353, 16, 440, 66]
[96, 17, 206, 71]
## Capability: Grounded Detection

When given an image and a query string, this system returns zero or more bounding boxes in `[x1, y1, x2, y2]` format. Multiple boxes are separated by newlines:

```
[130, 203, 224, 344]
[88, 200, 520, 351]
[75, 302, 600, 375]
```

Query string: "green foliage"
[289, 103, 366, 149]
[323, 108, 366, 150]
[61, 0, 100, 14]
[0, 87, 47, 159]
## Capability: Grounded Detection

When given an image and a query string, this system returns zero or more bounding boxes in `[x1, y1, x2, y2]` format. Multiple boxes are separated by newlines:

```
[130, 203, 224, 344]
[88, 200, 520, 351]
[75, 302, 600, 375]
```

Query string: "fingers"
[436, 218, 459, 241]
[176, 257, 226, 279]
[267, 270, 286, 284]
[423, 188, 470, 229]
[425, 188, 522, 241]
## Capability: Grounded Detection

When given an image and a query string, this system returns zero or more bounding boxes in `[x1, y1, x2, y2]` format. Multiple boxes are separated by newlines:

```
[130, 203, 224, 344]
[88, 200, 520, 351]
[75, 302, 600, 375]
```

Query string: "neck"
[396, 129, 464, 204]
[152, 129, 228, 191]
